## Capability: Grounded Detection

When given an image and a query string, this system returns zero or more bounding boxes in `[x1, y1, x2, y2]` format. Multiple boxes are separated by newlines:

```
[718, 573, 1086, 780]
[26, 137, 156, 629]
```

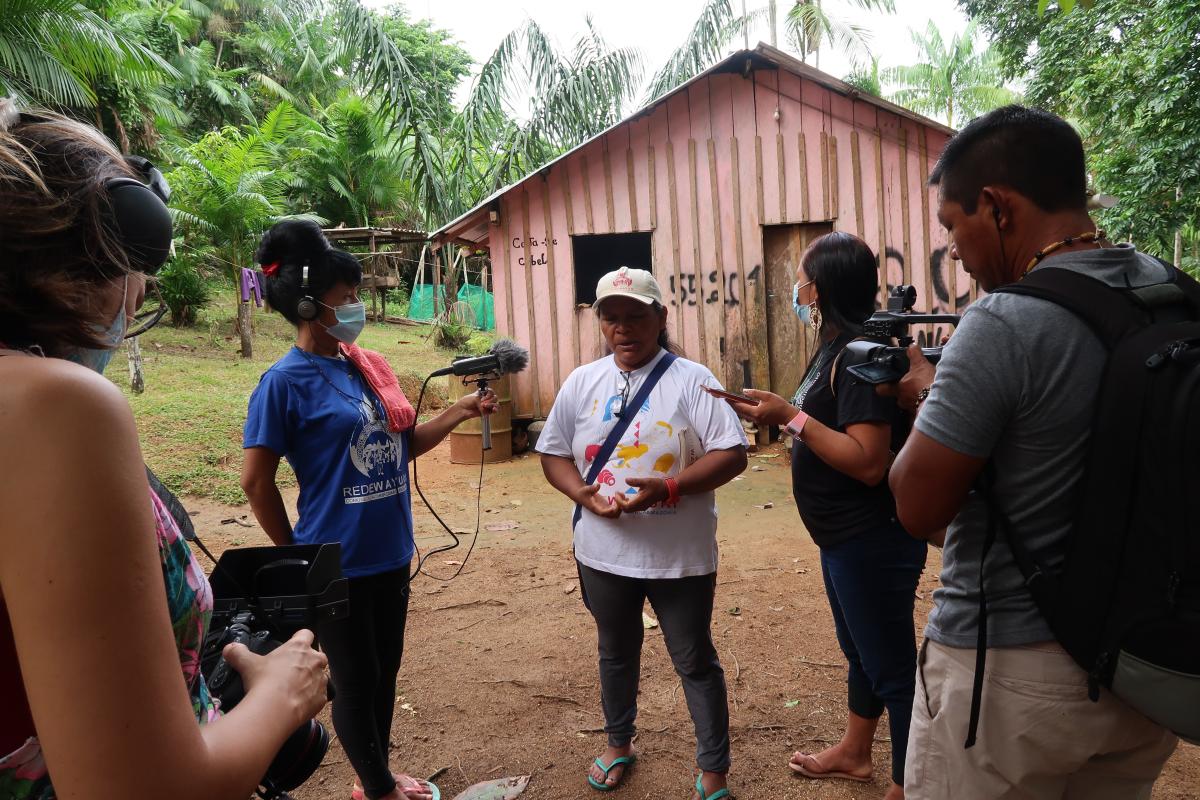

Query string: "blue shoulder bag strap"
[572, 352, 678, 530]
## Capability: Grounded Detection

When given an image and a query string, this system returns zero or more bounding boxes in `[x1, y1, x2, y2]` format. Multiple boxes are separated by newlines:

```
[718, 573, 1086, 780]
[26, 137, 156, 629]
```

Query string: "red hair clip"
[261, 261, 280, 277]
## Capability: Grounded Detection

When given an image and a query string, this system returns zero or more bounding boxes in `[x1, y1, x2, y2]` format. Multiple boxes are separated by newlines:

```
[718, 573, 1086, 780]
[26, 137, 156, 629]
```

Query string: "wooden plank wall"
[490, 68, 959, 418]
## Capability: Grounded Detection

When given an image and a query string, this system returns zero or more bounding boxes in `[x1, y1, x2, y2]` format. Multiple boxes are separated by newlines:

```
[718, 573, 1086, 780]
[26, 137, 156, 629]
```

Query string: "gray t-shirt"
[916, 244, 1170, 648]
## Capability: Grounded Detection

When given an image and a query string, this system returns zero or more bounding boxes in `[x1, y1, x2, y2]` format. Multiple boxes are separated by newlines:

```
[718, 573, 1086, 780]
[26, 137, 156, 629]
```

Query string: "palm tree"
[450, 18, 643, 221]
[884, 21, 1021, 128]
[168, 102, 317, 357]
[646, 0, 891, 103]
[843, 55, 881, 96]
[303, 94, 414, 228]
[784, 0, 894, 70]
[0, 0, 174, 109]
[646, 0, 745, 101]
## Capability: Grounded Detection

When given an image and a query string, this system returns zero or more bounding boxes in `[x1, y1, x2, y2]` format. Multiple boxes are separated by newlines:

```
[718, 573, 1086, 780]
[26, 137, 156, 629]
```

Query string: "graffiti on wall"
[881, 246, 970, 315]
[511, 236, 557, 267]
[668, 264, 761, 307]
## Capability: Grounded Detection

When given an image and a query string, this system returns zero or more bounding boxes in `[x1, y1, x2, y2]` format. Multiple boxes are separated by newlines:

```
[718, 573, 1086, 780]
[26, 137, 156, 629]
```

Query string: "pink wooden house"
[431, 44, 973, 421]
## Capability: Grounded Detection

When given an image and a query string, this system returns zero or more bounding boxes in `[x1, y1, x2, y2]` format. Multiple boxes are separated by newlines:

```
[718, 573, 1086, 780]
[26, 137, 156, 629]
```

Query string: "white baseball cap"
[593, 266, 663, 309]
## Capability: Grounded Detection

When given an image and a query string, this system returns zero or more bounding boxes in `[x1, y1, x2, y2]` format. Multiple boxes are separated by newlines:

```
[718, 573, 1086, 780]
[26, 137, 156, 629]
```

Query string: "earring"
[809, 302, 822, 332]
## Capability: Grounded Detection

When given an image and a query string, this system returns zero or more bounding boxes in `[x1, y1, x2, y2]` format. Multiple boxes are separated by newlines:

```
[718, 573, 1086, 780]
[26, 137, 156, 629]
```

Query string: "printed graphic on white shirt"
[536, 353, 748, 578]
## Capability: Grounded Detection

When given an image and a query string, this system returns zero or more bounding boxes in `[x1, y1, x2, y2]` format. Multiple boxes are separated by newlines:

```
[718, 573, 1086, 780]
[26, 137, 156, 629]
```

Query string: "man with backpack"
[888, 105, 1195, 798]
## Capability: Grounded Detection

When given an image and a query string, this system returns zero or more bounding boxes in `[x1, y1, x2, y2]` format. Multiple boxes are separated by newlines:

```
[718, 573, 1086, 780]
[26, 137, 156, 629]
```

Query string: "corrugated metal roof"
[431, 42, 955, 243]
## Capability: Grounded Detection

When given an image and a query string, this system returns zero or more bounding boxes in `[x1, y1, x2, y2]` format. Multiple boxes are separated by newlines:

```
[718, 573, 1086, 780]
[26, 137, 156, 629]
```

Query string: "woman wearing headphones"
[727, 232, 926, 800]
[240, 220, 495, 800]
[0, 104, 329, 799]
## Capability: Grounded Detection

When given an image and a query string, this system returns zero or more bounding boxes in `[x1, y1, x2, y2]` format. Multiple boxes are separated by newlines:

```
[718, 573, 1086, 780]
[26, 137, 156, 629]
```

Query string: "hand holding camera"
[875, 344, 937, 414]
[221, 628, 329, 727]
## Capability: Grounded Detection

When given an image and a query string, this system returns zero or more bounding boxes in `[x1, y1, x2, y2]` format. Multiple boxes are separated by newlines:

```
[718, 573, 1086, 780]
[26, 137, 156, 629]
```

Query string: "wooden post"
[369, 231, 379, 320]
[126, 337, 145, 394]
[850, 130, 865, 238]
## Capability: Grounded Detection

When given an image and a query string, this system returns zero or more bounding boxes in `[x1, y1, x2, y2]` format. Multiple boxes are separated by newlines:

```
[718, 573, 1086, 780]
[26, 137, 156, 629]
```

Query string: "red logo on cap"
[612, 274, 633, 289]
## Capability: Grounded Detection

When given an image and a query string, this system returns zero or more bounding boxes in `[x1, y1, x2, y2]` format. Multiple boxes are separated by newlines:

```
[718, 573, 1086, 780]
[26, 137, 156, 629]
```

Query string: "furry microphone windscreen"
[490, 339, 529, 374]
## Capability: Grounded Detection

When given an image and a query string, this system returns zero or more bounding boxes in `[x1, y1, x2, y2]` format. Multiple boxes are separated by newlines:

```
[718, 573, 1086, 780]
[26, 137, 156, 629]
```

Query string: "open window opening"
[571, 232, 653, 306]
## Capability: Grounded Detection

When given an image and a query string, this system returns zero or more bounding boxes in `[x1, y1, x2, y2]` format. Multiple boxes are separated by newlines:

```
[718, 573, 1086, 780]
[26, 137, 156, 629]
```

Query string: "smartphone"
[701, 385, 760, 406]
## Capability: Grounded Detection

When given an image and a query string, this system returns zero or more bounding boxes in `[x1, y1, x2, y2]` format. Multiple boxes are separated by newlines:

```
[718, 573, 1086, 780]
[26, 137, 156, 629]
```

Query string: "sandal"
[350, 773, 441, 800]
[788, 751, 872, 782]
[694, 773, 732, 800]
[586, 753, 637, 791]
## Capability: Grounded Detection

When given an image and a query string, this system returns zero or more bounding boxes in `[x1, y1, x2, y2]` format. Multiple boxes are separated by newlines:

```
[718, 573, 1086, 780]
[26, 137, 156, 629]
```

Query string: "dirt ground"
[185, 440, 1200, 800]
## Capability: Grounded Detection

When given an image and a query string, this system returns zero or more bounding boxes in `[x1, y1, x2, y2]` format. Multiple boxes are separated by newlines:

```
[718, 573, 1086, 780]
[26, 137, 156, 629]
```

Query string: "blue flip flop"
[586, 753, 637, 791]
[694, 773, 731, 800]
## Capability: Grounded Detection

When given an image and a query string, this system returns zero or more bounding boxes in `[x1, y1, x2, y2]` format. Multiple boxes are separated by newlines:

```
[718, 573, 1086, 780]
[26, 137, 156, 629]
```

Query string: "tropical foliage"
[883, 21, 1021, 127]
[963, 0, 1199, 267]
[3, 0, 1190, 337]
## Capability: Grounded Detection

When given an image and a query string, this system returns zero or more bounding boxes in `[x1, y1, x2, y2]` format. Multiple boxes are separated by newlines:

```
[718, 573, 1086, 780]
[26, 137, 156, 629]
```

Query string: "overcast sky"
[367, 0, 972, 110]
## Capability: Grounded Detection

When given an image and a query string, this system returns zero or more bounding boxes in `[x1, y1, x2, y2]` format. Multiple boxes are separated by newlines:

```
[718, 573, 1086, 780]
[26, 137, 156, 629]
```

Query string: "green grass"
[108, 289, 486, 502]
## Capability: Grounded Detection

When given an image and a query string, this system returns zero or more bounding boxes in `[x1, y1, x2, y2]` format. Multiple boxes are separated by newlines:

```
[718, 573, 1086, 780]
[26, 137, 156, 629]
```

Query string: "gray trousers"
[577, 561, 731, 773]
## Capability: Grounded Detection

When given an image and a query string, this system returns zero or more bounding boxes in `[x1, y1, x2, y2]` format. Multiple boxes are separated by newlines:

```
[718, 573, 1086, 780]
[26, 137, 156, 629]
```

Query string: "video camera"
[199, 544, 348, 800]
[843, 285, 961, 385]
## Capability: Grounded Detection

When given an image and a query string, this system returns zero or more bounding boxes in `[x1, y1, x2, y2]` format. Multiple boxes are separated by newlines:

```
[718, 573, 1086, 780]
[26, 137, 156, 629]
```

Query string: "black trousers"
[317, 565, 411, 800]
[577, 561, 731, 773]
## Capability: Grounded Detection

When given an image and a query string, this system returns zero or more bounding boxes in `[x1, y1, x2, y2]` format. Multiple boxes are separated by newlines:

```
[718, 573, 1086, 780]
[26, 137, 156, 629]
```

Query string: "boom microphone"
[429, 339, 530, 378]
[429, 339, 529, 452]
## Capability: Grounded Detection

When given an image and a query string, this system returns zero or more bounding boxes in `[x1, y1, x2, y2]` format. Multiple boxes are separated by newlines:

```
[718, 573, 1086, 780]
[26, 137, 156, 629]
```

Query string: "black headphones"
[104, 155, 174, 275]
[296, 264, 318, 321]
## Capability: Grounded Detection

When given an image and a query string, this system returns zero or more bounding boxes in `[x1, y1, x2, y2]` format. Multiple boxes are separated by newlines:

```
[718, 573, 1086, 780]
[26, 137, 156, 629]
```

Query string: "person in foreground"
[889, 105, 1178, 798]
[727, 232, 923, 800]
[241, 220, 495, 800]
[0, 102, 329, 799]
[536, 267, 748, 800]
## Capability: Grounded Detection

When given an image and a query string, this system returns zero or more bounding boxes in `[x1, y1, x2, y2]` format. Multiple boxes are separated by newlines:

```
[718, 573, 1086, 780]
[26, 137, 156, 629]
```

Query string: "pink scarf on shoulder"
[338, 342, 417, 432]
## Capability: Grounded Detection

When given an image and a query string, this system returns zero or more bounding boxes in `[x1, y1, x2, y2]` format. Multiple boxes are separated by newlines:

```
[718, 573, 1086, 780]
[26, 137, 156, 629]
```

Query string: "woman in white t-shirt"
[536, 267, 748, 800]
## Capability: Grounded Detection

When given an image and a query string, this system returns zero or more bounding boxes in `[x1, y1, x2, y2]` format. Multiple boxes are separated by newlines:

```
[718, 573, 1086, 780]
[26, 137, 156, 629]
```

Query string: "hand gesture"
[575, 483, 621, 519]
[726, 389, 796, 427]
[613, 477, 669, 513]
[454, 388, 498, 420]
[223, 628, 329, 726]
[875, 344, 935, 413]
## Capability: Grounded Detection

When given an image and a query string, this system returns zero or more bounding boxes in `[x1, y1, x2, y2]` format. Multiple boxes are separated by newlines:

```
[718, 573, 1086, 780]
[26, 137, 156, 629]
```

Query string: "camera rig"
[201, 543, 348, 800]
[843, 284, 961, 385]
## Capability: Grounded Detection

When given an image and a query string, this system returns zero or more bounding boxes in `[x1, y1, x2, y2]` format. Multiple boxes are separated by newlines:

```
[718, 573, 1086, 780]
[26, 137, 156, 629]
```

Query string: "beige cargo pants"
[905, 639, 1178, 799]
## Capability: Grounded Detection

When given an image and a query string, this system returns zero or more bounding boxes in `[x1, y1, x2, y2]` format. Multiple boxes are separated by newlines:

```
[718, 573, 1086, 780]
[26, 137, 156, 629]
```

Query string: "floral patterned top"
[0, 489, 218, 799]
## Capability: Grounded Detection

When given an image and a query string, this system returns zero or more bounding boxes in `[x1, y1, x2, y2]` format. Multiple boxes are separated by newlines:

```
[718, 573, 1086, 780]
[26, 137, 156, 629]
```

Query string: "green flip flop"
[586, 753, 637, 792]
[694, 773, 732, 800]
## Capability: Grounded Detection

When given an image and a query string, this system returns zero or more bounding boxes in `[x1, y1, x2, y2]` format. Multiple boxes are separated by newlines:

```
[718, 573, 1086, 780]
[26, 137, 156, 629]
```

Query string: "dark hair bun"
[256, 218, 330, 266]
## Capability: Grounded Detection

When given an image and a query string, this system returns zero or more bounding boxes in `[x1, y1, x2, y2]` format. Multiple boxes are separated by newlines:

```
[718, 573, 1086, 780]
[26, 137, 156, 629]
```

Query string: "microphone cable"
[409, 371, 486, 582]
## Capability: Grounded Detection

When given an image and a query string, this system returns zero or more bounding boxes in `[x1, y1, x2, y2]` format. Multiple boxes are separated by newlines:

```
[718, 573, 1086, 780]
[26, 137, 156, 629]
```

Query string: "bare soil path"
[185, 441, 1199, 800]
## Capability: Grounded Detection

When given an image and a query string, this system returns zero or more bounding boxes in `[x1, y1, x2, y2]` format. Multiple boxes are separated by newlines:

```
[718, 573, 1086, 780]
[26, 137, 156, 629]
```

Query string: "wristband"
[664, 477, 681, 507]
[784, 410, 810, 439]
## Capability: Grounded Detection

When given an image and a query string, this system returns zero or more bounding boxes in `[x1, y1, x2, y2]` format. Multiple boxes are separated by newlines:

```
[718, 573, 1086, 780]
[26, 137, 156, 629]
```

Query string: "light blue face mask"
[323, 301, 366, 344]
[792, 282, 815, 326]
[67, 277, 128, 374]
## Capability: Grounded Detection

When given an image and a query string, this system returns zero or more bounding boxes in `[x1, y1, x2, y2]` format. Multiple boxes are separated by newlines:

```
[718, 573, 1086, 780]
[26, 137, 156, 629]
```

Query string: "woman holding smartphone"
[728, 232, 925, 800]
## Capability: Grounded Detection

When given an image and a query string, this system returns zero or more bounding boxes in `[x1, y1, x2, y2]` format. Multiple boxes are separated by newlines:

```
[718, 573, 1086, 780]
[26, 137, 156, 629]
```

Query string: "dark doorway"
[571, 232, 653, 305]
[762, 222, 834, 399]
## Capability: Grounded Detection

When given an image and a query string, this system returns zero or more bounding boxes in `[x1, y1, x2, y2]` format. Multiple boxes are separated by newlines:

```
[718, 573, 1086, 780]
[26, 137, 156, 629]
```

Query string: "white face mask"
[66, 275, 129, 374]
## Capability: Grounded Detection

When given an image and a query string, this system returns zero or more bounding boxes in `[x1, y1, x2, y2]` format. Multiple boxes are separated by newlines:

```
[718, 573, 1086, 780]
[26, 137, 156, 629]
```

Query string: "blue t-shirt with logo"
[243, 346, 414, 578]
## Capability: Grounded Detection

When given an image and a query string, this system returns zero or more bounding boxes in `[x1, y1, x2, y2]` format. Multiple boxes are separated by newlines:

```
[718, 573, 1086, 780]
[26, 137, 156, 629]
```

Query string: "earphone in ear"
[296, 264, 318, 321]
[992, 205, 1002, 228]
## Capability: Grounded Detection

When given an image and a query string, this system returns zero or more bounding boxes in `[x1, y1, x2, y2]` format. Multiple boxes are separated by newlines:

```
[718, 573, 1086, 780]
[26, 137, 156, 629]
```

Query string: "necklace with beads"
[1025, 230, 1106, 274]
